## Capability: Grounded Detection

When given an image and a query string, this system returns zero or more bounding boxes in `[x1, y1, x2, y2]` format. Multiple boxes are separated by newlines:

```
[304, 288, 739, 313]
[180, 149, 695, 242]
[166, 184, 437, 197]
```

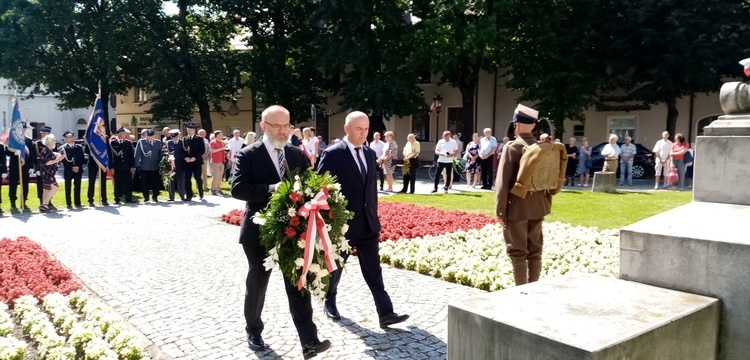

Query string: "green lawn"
[380, 189, 693, 230]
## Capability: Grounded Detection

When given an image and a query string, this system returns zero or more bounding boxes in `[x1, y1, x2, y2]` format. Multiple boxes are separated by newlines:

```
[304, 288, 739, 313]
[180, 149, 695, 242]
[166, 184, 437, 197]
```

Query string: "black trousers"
[376, 166, 384, 189]
[183, 164, 203, 200]
[63, 168, 83, 207]
[87, 165, 108, 203]
[35, 170, 44, 202]
[400, 158, 418, 193]
[8, 167, 30, 206]
[481, 157, 494, 188]
[433, 162, 453, 190]
[326, 232, 394, 317]
[113, 168, 133, 202]
[242, 244, 318, 346]
[140, 170, 160, 201]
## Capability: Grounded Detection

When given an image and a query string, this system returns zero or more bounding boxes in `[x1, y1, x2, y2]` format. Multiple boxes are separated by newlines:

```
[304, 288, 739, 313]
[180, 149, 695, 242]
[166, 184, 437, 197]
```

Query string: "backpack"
[510, 138, 567, 199]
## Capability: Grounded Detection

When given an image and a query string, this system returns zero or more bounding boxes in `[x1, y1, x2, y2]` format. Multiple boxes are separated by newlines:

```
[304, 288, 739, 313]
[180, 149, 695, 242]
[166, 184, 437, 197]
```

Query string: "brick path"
[2, 195, 485, 359]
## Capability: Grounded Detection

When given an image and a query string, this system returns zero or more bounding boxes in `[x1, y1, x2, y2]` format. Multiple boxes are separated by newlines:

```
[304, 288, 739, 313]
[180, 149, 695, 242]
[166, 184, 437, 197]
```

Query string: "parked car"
[587, 142, 655, 179]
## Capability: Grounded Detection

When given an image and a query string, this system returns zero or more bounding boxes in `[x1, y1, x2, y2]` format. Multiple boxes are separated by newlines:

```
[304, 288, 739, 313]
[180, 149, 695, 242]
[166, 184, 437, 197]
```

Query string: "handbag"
[683, 150, 694, 166]
[665, 162, 679, 184]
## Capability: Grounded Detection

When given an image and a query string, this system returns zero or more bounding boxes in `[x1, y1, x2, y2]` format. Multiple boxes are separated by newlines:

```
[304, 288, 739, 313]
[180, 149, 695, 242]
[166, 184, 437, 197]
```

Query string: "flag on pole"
[7, 99, 26, 160]
[84, 95, 109, 170]
[739, 58, 750, 77]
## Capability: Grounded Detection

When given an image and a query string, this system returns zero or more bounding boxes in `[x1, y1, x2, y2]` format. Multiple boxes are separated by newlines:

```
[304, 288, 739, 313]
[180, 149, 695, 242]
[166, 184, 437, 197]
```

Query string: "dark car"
[587, 142, 655, 179]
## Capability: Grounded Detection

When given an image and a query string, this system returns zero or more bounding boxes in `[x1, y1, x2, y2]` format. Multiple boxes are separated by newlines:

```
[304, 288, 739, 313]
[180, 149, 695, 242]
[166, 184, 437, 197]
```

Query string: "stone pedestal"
[448, 274, 719, 360]
[620, 202, 750, 360]
[591, 172, 616, 193]
[693, 115, 750, 205]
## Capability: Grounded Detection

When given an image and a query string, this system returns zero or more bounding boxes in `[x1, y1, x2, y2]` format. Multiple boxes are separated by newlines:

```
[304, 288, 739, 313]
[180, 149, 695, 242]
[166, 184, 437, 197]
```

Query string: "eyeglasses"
[264, 122, 291, 130]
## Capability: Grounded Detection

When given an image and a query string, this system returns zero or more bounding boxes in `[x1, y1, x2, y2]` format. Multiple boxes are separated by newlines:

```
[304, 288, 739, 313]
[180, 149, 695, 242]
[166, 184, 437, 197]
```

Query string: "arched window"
[76, 118, 87, 125]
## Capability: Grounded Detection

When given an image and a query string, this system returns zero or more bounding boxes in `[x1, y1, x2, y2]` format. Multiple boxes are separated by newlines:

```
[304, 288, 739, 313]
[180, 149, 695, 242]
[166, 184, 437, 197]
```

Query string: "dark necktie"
[276, 148, 286, 179]
[354, 147, 366, 182]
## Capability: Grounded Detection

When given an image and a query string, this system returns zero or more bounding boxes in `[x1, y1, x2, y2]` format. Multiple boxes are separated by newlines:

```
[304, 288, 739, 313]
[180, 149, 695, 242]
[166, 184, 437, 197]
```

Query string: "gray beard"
[268, 136, 287, 149]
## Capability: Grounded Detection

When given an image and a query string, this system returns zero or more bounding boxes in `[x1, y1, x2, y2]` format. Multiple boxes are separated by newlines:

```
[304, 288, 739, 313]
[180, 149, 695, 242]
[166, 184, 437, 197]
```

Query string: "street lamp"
[432, 94, 443, 141]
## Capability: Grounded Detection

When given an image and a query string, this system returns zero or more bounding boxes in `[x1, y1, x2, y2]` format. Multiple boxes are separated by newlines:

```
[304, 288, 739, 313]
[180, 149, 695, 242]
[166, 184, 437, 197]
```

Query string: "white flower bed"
[8, 291, 145, 360]
[379, 222, 620, 291]
[0, 303, 25, 360]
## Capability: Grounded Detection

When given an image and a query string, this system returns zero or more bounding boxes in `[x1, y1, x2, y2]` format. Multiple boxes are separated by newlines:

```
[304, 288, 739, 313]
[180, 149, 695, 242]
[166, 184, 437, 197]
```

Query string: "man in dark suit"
[85, 141, 109, 207]
[317, 111, 409, 329]
[166, 130, 181, 201]
[61, 131, 85, 208]
[0, 141, 5, 214]
[134, 130, 163, 202]
[110, 128, 135, 204]
[6, 122, 35, 211]
[175, 123, 205, 201]
[231, 105, 330, 359]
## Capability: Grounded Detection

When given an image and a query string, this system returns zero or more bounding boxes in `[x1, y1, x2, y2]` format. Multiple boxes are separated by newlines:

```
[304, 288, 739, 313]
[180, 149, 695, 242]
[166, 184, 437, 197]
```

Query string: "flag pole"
[18, 157, 24, 210]
[100, 167, 104, 206]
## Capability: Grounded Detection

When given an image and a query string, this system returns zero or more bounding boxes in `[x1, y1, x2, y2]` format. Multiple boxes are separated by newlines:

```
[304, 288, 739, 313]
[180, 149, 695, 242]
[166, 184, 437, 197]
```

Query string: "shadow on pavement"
[337, 317, 446, 359]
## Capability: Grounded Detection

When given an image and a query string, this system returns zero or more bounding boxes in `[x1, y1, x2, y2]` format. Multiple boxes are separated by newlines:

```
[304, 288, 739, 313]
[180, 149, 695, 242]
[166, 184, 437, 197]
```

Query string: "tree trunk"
[197, 99, 213, 133]
[458, 84, 476, 144]
[666, 97, 678, 139]
[370, 111, 386, 141]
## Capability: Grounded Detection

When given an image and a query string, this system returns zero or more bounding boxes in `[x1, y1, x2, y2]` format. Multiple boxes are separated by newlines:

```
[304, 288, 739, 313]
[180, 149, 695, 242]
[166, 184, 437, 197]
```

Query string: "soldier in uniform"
[495, 105, 557, 286]
[175, 123, 205, 201]
[86, 140, 110, 207]
[6, 122, 35, 211]
[0, 140, 6, 214]
[135, 129, 163, 202]
[110, 127, 135, 204]
[61, 131, 85, 208]
[165, 129, 181, 201]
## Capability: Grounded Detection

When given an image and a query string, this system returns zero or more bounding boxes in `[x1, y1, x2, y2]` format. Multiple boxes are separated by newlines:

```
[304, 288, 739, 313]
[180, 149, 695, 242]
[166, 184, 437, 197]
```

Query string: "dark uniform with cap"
[86, 141, 109, 206]
[175, 123, 205, 200]
[495, 105, 553, 286]
[110, 127, 135, 204]
[34, 126, 55, 205]
[61, 131, 85, 208]
[134, 130, 163, 202]
[166, 130, 181, 201]
[5, 122, 36, 209]
[0, 141, 6, 213]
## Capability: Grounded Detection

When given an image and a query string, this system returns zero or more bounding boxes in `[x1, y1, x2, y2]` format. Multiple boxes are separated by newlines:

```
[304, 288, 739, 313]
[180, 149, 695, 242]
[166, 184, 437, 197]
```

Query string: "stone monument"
[620, 80, 750, 359]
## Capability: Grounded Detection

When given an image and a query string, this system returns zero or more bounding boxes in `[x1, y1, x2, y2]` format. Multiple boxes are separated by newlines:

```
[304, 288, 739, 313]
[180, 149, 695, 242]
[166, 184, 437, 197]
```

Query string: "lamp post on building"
[432, 93, 443, 141]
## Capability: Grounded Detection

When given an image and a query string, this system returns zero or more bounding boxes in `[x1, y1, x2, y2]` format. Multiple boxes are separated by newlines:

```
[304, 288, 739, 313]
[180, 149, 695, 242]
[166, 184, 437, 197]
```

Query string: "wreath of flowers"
[159, 155, 175, 189]
[253, 168, 353, 300]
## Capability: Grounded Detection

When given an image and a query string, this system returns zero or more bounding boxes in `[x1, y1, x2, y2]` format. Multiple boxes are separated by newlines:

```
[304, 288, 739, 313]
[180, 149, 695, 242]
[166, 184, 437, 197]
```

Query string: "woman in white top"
[302, 127, 319, 167]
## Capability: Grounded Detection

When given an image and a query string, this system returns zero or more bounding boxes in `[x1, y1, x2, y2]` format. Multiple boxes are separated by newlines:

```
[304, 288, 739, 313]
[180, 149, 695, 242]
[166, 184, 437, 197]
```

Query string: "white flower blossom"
[341, 224, 349, 234]
[294, 258, 305, 268]
[297, 240, 306, 248]
[309, 263, 322, 274]
[287, 206, 297, 217]
[293, 180, 301, 192]
[252, 212, 266, 225]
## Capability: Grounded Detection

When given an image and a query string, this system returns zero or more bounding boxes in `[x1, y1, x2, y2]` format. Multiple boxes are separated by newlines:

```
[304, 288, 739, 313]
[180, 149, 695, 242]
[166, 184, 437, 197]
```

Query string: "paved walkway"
[2, 194, 485, 359]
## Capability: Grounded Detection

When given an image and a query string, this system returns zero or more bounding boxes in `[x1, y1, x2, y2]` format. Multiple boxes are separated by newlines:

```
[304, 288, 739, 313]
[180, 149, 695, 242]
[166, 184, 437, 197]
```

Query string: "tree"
[140, 0, 244, 133]
[610, 0, 748, 137]
[218, 0, 327, 125]
[0, 0, 155, 134]
[411, 0, 501, 142]
[501, 0, 616, 139]
[314, 0, 425, 135]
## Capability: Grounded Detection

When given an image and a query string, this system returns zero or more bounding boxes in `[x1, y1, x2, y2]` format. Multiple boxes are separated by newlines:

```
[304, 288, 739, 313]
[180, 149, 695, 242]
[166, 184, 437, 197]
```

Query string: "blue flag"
[7, 99, 26, 160]
[84, 96, 110, 170]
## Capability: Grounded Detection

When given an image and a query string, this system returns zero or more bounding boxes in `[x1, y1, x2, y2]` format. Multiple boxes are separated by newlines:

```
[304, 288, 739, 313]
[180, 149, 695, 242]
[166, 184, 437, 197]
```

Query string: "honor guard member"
[6, 122, 36, 210]
[86, 139, 110, 207]
[0, 140, 6, 214]
[110, 127, 136, 204]
[134, 129, 163, 202]
[175, 123, 205, 201]
[165, 129, 181, 201]
[61, 131, 85, 208]
[34, 126, 54, 207]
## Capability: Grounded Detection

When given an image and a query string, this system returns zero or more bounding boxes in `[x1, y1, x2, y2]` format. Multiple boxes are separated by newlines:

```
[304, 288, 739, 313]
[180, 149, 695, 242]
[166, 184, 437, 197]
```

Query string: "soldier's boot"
[512, 259, 528, 286]
[528, 259, 542, 283]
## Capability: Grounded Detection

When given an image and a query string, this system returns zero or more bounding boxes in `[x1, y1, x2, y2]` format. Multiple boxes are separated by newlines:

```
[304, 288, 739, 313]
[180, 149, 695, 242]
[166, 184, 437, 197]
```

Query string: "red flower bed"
[0, 237, 82, 302]
[221, 202, 496, 242]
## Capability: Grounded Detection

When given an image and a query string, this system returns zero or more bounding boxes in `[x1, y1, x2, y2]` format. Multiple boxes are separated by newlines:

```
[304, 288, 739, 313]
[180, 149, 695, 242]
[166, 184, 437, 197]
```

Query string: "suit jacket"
[176, 135, 206, 168]
[134, 139, 163, 171]
[317, 141, 380, 240]
[109, 139, 135, 171]
[0, 143, 6, 175]
[61, 143, 85, 171]
[495, 132, 552, 222]
[232, 141, 310, 246]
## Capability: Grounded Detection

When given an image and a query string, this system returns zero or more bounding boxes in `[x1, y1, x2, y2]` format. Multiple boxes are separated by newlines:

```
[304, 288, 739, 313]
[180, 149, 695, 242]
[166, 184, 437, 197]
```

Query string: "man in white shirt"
[370, 132, 386, 191]
[479, 128, 498, 190]
[432, 131, 458, 193]
[652, 131, 673, 190]
[228, 129, 245, 176]
[601, 134, 621, 174]
[618, 136, 637, 186]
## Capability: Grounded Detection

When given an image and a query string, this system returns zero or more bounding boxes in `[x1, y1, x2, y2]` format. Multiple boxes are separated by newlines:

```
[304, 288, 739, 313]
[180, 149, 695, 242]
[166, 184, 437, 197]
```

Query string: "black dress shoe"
[379, 312, 409, 329]
[399, 189, 407, 193]
[324, 301, 341, 321]
[430, 189, 438, 193]
[247, 335, 268, 351]
[302, 339, 331, 359]
[102, 201, 109, 206]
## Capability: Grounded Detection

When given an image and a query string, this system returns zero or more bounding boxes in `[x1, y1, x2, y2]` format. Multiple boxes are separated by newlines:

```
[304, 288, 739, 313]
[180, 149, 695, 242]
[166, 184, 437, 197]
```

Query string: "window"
[607, 115, 637, 142]
[411, 112, 430, 142]
[135, 88, 147, 103]
[573, 124, 585, 137]
[447, 107, 464, 137]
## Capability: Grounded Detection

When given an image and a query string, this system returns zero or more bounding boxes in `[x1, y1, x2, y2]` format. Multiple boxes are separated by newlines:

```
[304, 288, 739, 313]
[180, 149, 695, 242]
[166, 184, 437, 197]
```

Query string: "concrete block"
[592, 172, 616, 193]
[693, 135, 750, 206]
[448, 274, 719, 360]
[621, 202, 750, 360]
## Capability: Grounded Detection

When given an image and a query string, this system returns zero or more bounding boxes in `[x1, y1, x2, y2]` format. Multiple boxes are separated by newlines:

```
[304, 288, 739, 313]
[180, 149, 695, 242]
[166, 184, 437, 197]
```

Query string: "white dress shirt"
[343, 137, 367, 173]
[370, 139, 385, 158]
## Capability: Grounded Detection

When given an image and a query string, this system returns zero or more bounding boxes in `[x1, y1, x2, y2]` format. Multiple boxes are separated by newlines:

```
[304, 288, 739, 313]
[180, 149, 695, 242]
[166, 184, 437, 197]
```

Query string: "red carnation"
[289, 192, 303, 203]
[290, 216, 301, 226]
[285, 226, 297, 237]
